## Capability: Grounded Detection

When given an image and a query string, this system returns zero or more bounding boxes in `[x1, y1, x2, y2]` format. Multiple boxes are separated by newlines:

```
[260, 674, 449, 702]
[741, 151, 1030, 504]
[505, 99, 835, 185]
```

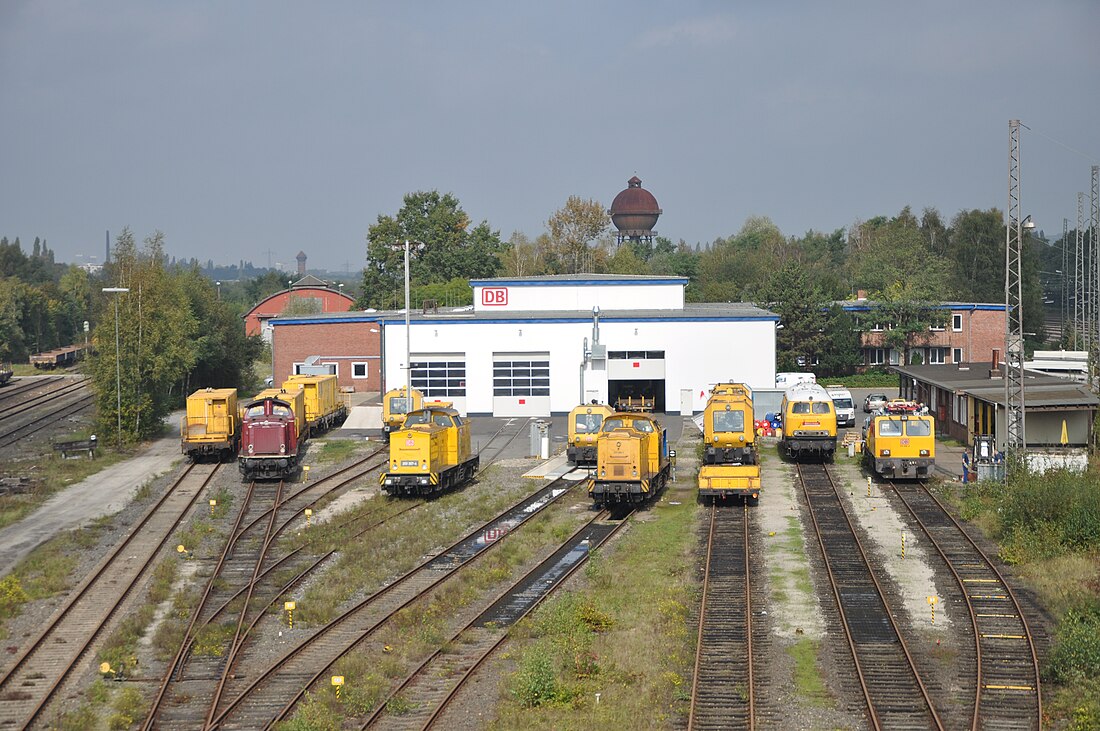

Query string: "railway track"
[476, 417, 532, 471]
[144, 451, 388, 729]
[688, 503, 761, 730]
[0, 377, 94, 449]
[0, 375, 64, 404]
[0, 462, 219, 729]
[362, 505, 628, 729]
[890, 480, 1042, 731]
[797, 463, 945, 731]
[203, 478, 574, 730]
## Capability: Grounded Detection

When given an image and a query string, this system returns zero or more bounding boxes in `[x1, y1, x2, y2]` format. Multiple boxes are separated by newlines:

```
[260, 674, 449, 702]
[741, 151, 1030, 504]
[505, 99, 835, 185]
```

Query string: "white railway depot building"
[378, 274, 777, 417]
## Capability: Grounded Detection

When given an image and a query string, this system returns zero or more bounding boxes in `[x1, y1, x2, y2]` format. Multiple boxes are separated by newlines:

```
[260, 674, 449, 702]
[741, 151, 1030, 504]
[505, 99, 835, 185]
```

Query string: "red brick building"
[244, 275, 355, 340]
[845, 301, 1007, 368]
[270, 313, 383, 393]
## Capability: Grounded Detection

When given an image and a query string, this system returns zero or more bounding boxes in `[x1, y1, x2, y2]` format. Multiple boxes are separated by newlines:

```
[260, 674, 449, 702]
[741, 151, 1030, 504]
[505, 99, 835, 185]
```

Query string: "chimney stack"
[990, 348, 1002, 378]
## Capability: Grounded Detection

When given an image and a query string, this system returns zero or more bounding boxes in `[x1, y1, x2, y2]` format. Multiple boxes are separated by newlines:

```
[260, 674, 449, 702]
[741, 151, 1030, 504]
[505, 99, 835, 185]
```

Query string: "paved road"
[0, 425, 183, 577]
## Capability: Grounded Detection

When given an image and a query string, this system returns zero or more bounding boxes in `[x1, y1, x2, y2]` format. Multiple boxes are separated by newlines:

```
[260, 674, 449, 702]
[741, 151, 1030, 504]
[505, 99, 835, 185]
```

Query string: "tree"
[546, 196, 610, 274]
[90, 229, 198, 443]
[359, 191, 504, 309]
[756, 259, 832, 372]
[176, 267, 263, 395]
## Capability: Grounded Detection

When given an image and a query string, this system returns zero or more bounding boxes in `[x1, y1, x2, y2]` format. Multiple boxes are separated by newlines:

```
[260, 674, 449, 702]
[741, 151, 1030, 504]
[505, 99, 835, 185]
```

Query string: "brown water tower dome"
[609, 176, 662, 244]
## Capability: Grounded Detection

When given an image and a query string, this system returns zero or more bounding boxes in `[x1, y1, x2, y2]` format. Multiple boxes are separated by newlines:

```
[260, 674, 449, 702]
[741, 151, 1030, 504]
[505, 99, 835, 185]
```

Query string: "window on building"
[868, 348, 893, 366]
[492, 358, 550, 396]
[952, 314, 963, 331]
[410, 360, 466, 397]
[955, 394, 967, 424]
[952, 348, 963, 364]
[870, 322, 884, 332]
[608, 351, 666, 360]
[352, 362, 368, 379]
[930, 318, 946, 331]
[928, 348, 947, 365]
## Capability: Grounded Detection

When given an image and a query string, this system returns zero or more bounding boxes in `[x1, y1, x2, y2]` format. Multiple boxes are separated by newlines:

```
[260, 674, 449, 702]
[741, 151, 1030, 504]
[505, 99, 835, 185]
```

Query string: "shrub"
[1048, 607, 1100, 685]
[0, 575, 29, 619]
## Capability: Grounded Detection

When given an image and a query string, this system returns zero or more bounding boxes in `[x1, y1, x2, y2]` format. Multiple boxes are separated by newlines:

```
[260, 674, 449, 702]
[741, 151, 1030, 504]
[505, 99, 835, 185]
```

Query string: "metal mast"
[1093, 166, 1100, 360]
[1004, 119, 1026, 455]
[1079, 193, 1088, 351]
[1062, 217, 1069, 345]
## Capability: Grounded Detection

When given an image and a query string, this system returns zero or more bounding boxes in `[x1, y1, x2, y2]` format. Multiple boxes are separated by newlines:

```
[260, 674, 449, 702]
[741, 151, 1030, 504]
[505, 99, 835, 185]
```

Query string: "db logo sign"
[481, 287, 508, 306]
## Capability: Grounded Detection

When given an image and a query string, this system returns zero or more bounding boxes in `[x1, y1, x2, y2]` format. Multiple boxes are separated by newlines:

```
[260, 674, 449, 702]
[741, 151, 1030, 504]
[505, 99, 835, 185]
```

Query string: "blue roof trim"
[377, 315, 779, 325]
[841, 302, 1007, 312]
[468, 278, 688, 287]
[273, 316, 384, 326]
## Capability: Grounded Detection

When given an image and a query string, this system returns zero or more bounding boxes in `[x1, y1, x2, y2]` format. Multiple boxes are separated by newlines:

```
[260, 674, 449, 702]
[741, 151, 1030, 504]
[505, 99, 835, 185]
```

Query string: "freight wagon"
[282, 375, 347, 435]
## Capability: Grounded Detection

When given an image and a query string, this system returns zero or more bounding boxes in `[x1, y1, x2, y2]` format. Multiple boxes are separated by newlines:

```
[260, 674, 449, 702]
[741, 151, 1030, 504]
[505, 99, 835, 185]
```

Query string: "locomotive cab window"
[245, 404, 266, 418]
[271, 404, 291, 417]
[811, 402, 831, 414]
[575, 414, 603, 432]
[405, 412, 431, 426]
[791, 403, 810, 414]
[433, 413, 453, 427]
[632, 419, 655, 433]
[389, 397, 409, 414]
[603, 418, 625, 432]
[879, 420, 903, 436]
[905, 420, 932, 436]
[713, 410, 745, 432]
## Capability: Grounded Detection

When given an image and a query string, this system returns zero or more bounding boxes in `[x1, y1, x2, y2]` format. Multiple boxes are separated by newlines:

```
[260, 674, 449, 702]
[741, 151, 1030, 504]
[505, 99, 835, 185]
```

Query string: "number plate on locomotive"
[400, 460, 419, 467]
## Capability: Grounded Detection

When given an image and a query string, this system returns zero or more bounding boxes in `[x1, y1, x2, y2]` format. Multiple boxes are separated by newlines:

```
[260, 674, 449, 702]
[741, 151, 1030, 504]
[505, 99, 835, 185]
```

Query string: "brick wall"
[245, 288, 355, 337]
[272, 321, 381, 393]
[860, 307, 1006, 366]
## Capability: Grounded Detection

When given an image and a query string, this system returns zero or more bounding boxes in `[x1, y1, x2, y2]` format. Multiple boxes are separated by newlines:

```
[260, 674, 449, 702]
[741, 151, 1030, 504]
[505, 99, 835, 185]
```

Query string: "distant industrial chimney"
[105, 230, 111, 264]
[296, 251, 307, 276]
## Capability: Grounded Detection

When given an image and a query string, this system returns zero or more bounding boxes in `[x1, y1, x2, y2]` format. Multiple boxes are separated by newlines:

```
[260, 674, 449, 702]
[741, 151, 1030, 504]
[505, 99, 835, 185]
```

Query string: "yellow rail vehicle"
[567, 403, 614, 466]
[588, 412, 671, 506]
[779, 381, 837, 461]
[181, 388, 240, 461]
[381, 404, 479, 496]
[865, 413, 936, 479]
[698, 383, 761, 503]
[282, 374, 347, 435]
[382, 386, 424, 439]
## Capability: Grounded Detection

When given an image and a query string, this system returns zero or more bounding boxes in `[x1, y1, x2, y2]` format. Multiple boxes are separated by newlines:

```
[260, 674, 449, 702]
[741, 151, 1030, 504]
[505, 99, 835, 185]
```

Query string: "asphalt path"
[0, 422, 183, 577]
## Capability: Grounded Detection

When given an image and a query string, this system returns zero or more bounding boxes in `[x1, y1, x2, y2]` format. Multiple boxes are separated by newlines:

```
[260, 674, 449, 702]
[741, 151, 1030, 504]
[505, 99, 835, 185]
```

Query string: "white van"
[826, 385, 855, 428]
[775, 372, 816, 389]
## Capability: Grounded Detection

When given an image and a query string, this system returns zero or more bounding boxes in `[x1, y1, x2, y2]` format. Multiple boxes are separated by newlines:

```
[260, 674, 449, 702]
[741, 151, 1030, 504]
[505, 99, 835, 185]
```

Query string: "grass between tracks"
[488, 495, 699, 730]
[278, 485, 593, 729]
[946, 468, 1100, 729]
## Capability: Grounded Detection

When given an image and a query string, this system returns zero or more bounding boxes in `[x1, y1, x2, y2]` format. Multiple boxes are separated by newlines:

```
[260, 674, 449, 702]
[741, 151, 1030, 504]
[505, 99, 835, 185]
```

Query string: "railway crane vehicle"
[567, 402, 614, 466]
[588, 412, 671, 506]
[380, 403, 478, 497]
[697, 383, 761, 503]
[779, 381, 837, 461]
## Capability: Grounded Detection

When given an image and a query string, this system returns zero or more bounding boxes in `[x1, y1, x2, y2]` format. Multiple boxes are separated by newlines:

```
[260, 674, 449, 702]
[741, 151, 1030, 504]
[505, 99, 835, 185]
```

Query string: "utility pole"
[1062, 217, 1069, 345]
[1092, 166, 1099, 367]
[1004, 120, 1027, 458]
[1079, 193, 1088, 351]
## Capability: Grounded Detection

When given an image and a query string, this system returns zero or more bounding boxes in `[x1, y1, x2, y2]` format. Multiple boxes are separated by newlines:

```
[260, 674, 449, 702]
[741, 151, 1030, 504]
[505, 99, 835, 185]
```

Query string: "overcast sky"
[2, 1, 1098, 272]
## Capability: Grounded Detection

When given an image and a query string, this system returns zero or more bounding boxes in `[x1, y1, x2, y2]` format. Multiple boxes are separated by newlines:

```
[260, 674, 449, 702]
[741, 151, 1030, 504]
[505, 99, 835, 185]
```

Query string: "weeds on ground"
[315, 439, 361, 463]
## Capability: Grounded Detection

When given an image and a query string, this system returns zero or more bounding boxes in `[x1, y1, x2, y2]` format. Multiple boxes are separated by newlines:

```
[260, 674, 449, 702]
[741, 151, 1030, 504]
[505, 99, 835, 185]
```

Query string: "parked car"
[863, 393, 887, 412]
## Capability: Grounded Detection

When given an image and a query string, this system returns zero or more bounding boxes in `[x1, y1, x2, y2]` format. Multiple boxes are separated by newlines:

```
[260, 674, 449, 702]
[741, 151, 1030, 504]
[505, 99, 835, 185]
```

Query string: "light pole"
[215, 281, 221, 300]
[102, 287, 130, 447]
[392, 239, 425, 389]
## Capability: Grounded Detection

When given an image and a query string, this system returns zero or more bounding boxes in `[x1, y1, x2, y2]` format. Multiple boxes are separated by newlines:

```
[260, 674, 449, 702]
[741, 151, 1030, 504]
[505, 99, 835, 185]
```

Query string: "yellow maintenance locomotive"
[864, 402, 936, 479]
[567, 402, 614, 466]
[588, 412, 671, 507]
[698, 383, 761, 503]
[380, 403, 479, 496]
[382, 386, 424, 440]
[779, 381, 837, 461]
[181, 388, 240, 461]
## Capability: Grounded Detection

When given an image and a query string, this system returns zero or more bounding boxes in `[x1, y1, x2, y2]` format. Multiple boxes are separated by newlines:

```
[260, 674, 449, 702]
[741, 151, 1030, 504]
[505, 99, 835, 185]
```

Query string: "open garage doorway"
[608, 379, 665, 412]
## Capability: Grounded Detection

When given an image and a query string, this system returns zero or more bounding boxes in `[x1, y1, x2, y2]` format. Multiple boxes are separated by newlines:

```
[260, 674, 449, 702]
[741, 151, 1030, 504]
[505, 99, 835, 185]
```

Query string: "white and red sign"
[481, 287, 508, 306]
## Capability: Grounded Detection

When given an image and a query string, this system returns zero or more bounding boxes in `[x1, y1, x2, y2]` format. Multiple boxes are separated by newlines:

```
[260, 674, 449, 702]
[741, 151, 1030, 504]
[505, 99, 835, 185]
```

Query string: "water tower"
[609, 176, 662, 246]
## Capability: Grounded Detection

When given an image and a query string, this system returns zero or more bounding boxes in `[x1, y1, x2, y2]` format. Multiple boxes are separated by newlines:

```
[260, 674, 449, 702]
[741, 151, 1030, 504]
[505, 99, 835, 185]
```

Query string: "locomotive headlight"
[392, 461, 397, 468]
[248, 444, 254, 454]
[713, 436, 718, 442]
[280, 444, 286, 454]
[422, 463, 428, 470]
[919, 449, 930, 456]
[880, 449, 891, 456]
[601, 469, 606, 476]
[739, 435, 745, 443]
[632, 469, 637, 476]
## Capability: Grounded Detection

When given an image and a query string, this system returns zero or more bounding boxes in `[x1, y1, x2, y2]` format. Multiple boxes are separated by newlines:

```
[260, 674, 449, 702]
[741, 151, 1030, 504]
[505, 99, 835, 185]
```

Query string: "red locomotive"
[238, 388, 306, 481]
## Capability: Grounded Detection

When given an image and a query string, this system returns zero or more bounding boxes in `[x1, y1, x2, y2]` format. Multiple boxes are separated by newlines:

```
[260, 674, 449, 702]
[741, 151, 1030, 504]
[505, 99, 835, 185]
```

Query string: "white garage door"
[492, 352, 550, 417]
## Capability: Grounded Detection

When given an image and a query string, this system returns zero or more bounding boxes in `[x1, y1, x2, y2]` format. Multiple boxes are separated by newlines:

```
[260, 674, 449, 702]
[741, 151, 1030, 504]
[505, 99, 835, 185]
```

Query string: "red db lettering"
[481, 287, 508, 306]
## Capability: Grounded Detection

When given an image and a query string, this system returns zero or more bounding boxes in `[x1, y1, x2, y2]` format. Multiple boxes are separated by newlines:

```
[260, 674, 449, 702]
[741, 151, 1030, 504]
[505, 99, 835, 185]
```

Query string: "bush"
[511, 646, 564, 707]
[998, 470, 1100, 557]
[0, 575, 29, 619]
[1048, 607, 1100, 685]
